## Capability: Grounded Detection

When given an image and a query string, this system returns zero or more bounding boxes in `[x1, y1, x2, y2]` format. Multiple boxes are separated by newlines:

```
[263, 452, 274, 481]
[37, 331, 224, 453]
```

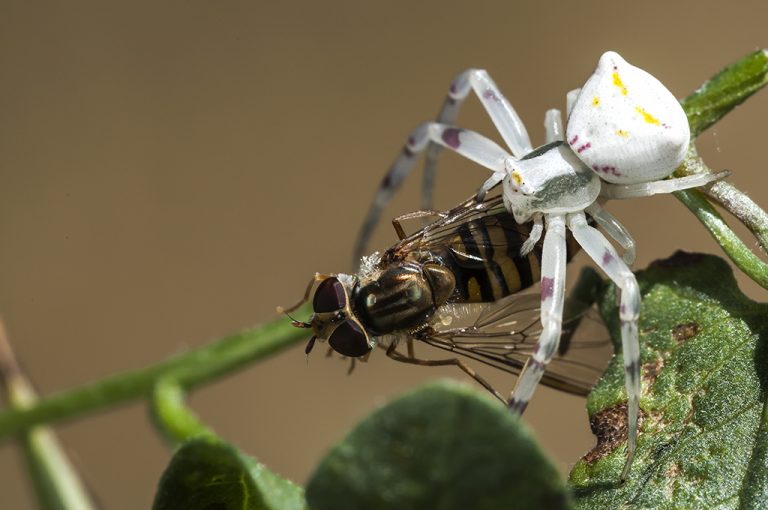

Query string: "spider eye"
[313, 277, 347, 312]
[328, 320, 371, 357]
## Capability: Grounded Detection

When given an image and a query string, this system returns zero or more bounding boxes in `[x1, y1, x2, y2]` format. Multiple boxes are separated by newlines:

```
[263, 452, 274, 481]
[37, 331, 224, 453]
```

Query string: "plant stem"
[0, 306, 311, 440]
[674, 188, 768, 289]
[151, 379, 216, 445]
[0, 322, 97, 510]
[677, 147, 768, 255]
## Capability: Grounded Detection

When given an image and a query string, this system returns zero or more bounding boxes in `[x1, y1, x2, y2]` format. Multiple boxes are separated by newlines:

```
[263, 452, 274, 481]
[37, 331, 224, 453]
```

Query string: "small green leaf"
[683, 49, 768, 137]
[306, 381, 570, 510]
[153, 437, 306, 510]
[570, 252, 768, 508]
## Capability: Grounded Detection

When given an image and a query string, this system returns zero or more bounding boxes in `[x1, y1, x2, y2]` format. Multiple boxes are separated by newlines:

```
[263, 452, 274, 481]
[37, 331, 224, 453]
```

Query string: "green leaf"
[306, 381, 570, 510]
[570, 252, 768, 508]
[682, 49, 768, 137]
[152, 437, 306, 510]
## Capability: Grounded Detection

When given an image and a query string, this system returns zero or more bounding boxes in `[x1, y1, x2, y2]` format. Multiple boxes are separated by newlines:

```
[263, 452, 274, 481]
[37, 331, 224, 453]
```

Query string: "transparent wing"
[418, 293, 612, 396]
[385, 190, 532, 264]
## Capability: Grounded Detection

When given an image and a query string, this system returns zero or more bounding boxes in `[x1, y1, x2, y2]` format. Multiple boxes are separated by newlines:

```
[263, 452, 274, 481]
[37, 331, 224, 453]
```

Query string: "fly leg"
[385, 343, 506, 404]
[277, 273, 331, 314]
[391, 210, 446, 240]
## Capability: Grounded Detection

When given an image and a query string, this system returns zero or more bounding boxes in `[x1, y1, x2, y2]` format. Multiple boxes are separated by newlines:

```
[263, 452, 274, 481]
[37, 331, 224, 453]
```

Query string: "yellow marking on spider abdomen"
[616, 129, 630, 137]
[592, 96, 600, 106]
[612, 72, 628, 95]
[635, 106, 661, 125]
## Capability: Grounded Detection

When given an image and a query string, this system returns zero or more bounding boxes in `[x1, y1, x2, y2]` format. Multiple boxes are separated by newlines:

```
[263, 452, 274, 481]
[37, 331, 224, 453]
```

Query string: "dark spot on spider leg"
[441, 128, 463, 149]
[540, 277, 555, 300]
[509, 398, 529, 414]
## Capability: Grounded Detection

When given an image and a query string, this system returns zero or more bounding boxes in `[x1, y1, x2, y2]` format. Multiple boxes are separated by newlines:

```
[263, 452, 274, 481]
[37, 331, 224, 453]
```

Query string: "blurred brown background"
[0, 1, 766, 508]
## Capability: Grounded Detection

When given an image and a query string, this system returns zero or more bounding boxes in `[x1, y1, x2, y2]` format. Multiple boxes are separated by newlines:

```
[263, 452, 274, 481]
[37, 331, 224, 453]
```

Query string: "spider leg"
[357, 70, 533, 263]
[600, 170, 730, 199]
[568, 212, 640, 481]
[520, 212, 544, 256]
[544, 109, 564, 143]
[420, 69, 534, 210]
[508, 214, 567, 414]
[585, 203, 636, 265]
[353, 122, 512, 264]
[566, 88, 581, 118]
[385, 342, 506, 404]
[444, 69, 533, 157]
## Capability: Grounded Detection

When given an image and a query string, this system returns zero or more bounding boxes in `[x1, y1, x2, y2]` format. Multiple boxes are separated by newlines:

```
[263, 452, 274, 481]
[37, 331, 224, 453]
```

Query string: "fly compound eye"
[313, 277, 347, 313]
[328, 320, 371, 357]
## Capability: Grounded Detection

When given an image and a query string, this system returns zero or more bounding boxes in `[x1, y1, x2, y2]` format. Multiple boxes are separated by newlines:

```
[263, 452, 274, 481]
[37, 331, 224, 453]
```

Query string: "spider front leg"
[421, 69, 534, 208]
[356, 70, 533, 266]
[568, 212, 640, 481]
[508, 214, 567, 414]
[353, 123, 512, 264]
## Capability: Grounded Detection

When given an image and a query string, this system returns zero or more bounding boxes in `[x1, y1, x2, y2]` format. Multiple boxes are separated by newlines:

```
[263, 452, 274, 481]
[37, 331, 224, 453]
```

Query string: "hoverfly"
[282, 192, 610, 404]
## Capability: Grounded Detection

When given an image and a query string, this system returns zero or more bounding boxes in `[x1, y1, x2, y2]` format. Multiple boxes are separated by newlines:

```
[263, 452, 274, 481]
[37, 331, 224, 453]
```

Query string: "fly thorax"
[421, 263, 456, 307]
[351, 263, 441, 336]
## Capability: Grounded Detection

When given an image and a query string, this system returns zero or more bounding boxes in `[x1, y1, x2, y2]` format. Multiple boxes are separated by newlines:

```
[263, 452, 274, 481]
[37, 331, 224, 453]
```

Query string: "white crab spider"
[354, 51, 727, 479]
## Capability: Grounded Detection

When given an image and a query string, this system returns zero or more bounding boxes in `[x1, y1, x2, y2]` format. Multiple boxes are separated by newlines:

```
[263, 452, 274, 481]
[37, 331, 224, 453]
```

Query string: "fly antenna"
[277, 307, 311, 329]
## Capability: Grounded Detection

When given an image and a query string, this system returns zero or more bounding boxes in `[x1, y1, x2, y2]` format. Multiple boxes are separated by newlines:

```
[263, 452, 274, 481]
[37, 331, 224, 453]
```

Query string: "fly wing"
[422, 293, 612, 396]
[386, 191, 517, 260]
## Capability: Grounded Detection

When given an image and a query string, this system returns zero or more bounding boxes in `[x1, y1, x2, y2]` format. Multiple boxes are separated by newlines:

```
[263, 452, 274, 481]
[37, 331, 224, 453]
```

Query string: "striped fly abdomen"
[438, 212, 581, 303]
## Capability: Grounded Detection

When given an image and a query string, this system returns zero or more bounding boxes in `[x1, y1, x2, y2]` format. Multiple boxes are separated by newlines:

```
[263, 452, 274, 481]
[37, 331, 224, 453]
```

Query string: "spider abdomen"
[566, 51, 690, 184]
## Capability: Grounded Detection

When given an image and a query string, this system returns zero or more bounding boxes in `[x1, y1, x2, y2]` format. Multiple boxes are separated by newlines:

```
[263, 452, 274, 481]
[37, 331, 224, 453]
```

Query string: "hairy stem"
[674, 188, 768, 289]
[678, 147, 768, 255]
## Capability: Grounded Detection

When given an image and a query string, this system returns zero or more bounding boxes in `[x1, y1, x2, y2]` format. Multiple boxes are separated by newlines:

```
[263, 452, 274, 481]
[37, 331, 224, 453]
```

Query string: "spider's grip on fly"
[340, 50, 727, 480]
